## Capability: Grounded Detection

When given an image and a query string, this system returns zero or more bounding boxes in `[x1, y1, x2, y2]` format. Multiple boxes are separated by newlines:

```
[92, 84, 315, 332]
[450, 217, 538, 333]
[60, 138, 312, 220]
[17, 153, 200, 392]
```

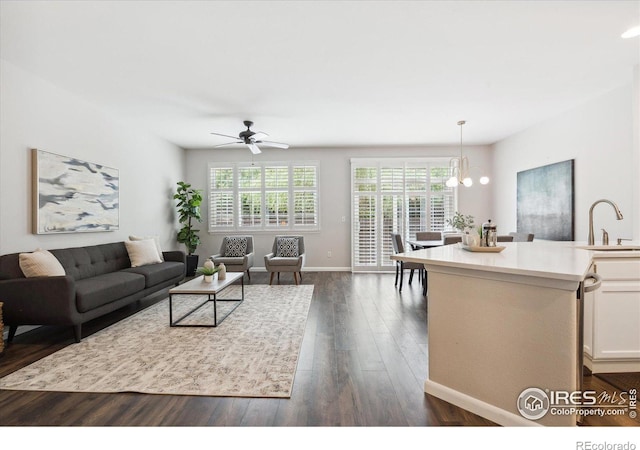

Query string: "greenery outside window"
[209, 162, 320, 232]
[351, 158, 456, 271]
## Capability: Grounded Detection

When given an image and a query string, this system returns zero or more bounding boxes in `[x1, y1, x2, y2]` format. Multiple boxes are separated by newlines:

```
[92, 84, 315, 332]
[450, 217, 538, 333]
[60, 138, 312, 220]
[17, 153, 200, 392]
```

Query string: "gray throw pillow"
[224, 237, 248, 257]
[276, 237, 299, 257]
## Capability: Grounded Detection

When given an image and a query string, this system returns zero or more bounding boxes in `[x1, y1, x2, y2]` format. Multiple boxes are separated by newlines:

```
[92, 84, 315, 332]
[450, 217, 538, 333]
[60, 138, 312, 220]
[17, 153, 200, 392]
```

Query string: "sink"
[576, 245, 640, 251]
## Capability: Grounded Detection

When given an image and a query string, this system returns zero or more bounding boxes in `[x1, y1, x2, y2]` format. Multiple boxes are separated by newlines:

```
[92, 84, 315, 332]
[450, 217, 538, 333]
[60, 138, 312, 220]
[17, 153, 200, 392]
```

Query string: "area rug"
[0, 284, 314, 398]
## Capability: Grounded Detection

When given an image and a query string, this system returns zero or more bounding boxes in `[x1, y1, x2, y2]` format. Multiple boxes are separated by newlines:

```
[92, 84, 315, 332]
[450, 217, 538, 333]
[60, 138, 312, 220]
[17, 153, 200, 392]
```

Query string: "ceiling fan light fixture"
[210, 120, 288, 154]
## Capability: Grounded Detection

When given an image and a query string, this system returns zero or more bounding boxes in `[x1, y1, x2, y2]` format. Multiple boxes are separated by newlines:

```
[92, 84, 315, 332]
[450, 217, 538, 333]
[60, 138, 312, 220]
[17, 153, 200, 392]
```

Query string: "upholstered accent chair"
[391, 233, 426, 295]
[211, 236, 254, 280]
[264, 236, 305, 285]
[509, 232, 535, 242]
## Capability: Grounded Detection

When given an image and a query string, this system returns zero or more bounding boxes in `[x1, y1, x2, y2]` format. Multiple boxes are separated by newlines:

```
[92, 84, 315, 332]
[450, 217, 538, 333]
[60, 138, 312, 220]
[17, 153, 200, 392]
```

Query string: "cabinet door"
[583, 288, 594, 358]
[593, 280, 640, 360]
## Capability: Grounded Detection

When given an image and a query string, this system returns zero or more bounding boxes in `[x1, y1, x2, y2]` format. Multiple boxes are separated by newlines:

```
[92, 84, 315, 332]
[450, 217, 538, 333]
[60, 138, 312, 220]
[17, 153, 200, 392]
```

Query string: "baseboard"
[250, 267, 351, 272]
[424, 379, 543, 427]
[584, 353, 640, 373]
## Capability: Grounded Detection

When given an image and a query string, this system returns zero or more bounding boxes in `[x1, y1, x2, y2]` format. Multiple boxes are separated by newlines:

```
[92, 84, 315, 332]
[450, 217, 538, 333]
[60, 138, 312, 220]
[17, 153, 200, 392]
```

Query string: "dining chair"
[497, 235, 515, 242]
[443, 235, 462, 245]
[416, 231, 442, 241]
[509, 232, 535, 242]
[391, 233, 426, 294]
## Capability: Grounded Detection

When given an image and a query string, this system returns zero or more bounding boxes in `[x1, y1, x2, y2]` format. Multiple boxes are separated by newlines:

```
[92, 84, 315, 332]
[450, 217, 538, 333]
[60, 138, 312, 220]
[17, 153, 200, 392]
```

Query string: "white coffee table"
[169, 272, 244, 327]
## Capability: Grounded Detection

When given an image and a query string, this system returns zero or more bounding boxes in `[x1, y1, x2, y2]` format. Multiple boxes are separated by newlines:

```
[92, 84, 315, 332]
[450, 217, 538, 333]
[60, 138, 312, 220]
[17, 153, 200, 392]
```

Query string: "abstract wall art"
[517, 159, 574, 241]
[32, 149, 119, 234]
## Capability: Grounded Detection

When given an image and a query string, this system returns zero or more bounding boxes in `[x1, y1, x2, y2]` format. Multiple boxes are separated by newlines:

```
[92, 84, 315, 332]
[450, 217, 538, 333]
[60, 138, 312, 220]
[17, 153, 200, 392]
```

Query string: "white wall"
[491, 83, 636, 243]
[0, 60, 185, 255]
[185, 145, 493, 270]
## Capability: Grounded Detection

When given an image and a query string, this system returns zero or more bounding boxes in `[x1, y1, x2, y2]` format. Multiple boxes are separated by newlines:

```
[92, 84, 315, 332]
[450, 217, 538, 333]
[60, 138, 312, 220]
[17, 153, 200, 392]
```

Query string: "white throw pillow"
[125, 239, 162, 267]
[129, 234, 164, 261]
[19, 248, 66, 277]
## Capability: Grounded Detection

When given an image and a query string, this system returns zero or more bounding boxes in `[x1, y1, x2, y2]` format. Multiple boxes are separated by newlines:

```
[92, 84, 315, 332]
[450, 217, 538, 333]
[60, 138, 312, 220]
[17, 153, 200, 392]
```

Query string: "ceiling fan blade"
[256, 140, 289, 149]
[251, 131, 269, 139]
[247, 143, 262, 154]
[213, 141, 242, 148]
[210, 132, 240, 140]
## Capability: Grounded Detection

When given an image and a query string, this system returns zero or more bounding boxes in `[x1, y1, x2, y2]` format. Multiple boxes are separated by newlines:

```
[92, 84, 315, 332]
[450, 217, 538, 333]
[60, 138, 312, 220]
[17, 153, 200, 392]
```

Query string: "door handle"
[583, 272, 602, 293]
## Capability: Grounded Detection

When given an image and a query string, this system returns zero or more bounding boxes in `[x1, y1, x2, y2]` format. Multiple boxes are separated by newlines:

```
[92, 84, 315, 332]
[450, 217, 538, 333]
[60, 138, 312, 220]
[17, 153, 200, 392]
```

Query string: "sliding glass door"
[351, 158, 456, 272]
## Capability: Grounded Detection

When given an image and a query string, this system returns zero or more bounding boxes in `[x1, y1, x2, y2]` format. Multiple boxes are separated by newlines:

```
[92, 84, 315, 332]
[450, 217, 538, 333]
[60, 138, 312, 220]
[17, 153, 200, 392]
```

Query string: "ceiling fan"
[210, 120, 289, 154]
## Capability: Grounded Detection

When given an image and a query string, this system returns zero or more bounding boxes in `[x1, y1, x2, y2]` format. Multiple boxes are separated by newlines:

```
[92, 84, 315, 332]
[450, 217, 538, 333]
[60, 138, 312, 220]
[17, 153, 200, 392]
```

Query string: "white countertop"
[392, 241, 595, 283]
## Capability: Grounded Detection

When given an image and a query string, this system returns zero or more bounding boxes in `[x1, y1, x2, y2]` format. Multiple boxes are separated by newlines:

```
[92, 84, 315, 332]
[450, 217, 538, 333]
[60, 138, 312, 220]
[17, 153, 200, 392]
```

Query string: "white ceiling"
[1, 1, 638, 149]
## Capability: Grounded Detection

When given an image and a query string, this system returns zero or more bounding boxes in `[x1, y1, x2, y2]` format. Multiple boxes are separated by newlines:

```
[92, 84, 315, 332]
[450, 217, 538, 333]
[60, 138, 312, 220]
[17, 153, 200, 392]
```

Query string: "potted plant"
[196, 264, 220, 283]
[446, 211, 475, 232]
[173, 181, 203, 276]
[446, 212, 478, 246]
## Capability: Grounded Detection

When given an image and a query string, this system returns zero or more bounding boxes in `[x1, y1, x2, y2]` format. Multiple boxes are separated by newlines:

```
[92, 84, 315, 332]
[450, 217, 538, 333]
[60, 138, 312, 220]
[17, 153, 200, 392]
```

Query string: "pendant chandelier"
[445, 120, 489, 188]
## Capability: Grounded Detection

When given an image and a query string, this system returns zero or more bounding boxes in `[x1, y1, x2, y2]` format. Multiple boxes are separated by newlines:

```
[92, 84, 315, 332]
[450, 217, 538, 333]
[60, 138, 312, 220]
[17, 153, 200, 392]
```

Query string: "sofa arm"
[245, 252, 254, 267]
[0, 276, 79, 325]
[264, 252, 274, 267]
[163, 251, 185, 264]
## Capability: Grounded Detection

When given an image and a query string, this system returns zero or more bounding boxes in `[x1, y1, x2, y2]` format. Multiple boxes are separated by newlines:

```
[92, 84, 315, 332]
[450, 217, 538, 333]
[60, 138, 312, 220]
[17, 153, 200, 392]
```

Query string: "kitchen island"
[392, 241, 595, 426]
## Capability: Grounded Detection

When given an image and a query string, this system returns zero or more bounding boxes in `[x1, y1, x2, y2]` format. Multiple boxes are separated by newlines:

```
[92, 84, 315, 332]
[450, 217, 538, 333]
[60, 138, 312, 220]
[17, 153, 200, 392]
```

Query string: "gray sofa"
[0, 242, 185, 343]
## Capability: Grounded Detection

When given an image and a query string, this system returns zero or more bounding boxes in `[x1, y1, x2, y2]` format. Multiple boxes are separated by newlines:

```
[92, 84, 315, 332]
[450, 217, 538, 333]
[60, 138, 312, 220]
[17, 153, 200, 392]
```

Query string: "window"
[351, 159, 456, 271]
[208, 162, 319, 232]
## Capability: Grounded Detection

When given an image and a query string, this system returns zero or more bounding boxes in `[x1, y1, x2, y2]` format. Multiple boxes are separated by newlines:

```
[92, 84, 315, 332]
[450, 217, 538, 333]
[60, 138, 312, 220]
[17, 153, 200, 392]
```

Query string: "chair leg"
[269, 272, 275, 285]
[247, 270, 251, 281]
[8, 325, 18, 343]
[277, 272, 280, 283]
[423, 270, 428, 296]
[409, 269, 414, 285]
[293, 272, 299, 285]
[394, 264, 399, 287]
[399, 263, 404, 292]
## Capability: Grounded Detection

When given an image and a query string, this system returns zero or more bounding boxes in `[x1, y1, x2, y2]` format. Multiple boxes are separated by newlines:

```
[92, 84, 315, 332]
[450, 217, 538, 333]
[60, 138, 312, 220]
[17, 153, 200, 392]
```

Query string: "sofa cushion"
[75, 272, 145, 313]
[125, 239, 162, 267]
[51, 243, 130, 281]
[267, 256, 301, 266]
[276, 237, 299, 257]
[212, 256, 245, 266]
[19, 249, 65, 277]
[224, 237, 248, 257]
[122, 261, 184, 288]
[129, 235, 164, 261]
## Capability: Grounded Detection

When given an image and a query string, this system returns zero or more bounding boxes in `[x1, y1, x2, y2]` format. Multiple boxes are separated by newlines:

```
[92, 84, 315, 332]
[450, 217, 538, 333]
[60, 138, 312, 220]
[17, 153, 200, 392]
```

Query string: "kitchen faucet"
[588, 199, 623, 245]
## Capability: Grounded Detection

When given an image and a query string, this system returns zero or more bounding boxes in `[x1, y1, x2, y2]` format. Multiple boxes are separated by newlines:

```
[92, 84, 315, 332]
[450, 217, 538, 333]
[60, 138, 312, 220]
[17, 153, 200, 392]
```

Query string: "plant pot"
[186, 254, 199, 277]
[203, 274, 213, 283]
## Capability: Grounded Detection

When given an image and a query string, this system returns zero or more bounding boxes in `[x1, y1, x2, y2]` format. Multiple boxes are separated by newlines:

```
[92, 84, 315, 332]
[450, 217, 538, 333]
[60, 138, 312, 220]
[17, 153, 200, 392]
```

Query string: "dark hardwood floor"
[0, 271, 637, 427]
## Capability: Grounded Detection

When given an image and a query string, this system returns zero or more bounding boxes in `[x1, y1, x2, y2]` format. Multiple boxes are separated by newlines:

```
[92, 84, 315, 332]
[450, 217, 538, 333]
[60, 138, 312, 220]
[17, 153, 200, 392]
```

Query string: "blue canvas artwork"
[33, 149, 119, 234]
[517, 159, 574, 241]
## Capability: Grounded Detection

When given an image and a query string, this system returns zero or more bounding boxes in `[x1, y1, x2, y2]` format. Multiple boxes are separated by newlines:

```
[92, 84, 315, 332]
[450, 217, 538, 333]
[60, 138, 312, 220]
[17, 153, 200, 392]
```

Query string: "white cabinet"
[583, 255, 640, 373]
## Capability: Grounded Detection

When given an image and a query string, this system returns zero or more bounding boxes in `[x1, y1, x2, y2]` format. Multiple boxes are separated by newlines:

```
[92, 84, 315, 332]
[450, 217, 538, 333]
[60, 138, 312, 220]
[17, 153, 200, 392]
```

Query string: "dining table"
[407, 239, 445, 249]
